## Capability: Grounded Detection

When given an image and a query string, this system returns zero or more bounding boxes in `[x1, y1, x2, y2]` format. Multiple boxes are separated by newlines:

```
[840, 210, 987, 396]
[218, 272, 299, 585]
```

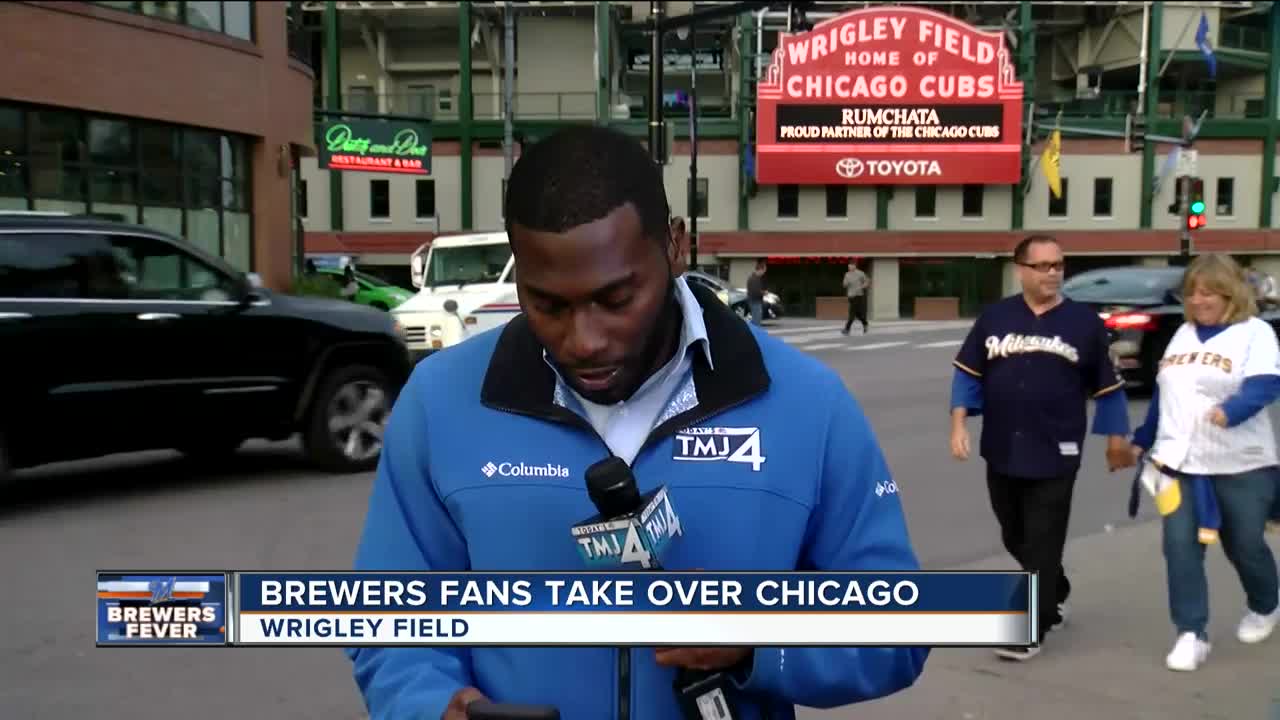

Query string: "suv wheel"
[304, 365, 393, 472]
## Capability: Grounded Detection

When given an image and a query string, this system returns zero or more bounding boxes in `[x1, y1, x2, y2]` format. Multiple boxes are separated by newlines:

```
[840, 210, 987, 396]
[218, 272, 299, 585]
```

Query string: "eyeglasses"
[1018, 261, 1065, 273]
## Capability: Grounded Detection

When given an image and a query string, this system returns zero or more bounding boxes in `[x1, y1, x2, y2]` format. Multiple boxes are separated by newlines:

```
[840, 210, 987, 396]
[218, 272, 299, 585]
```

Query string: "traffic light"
[1187, 177, 1206, 230]
[1169, 176, 1188, 215]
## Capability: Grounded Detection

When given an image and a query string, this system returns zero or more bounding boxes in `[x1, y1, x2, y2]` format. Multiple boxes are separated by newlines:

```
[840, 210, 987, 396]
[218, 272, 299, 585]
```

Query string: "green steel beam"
[324, 0, 343, 231]
[1262, 2, 1279, 228]
[737, 12, 751, 230]
[1012, 0, 1033, 232]
[596, 2, 611, 124]
[1140, 3, 1163, 229]
[459, 5, 477, 231]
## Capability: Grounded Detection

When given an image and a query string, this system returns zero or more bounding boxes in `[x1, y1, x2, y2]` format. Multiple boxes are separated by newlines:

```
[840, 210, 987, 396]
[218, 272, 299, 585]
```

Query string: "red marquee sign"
[754, 6, 1024, 186]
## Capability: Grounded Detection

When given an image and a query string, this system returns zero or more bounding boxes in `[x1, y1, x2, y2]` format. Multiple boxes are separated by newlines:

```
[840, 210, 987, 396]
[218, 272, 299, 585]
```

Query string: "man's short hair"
[503, 124, 671, 245]
[1013, 234, 1060, 263]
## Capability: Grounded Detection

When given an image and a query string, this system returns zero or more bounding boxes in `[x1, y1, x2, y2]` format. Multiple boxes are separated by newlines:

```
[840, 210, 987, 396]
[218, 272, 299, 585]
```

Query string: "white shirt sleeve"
[1243, 319, 1280, 378]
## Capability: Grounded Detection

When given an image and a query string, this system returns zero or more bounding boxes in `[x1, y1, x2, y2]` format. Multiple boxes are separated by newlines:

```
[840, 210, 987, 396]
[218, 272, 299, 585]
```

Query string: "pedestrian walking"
[841, 260, 869, 335]
[1127, 253, 1280, 672]
[746, 258, 767, 325]
[949, 234, 1135, 661]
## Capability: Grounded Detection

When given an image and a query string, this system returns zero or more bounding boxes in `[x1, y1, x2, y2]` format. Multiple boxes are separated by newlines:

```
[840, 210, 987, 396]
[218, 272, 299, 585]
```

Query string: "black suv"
[0, 215, 413, 483]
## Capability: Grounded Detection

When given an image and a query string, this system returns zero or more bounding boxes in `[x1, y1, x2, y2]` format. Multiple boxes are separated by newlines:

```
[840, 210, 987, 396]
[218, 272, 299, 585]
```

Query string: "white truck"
[393, 232, 519, 361]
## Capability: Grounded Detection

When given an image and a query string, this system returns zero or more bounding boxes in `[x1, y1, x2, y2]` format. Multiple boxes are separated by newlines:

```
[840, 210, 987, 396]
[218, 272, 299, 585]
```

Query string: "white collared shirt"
[544, 275, 714, 465]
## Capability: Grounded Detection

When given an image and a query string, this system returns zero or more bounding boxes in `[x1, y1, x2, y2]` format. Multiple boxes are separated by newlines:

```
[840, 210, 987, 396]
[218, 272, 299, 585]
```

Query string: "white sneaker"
[1236, 594, 1279, 644]
[1166, 632, 1211, 671]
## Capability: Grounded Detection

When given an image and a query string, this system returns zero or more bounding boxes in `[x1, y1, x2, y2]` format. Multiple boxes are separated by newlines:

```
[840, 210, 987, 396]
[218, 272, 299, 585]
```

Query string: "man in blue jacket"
[346, 125, 928, 720]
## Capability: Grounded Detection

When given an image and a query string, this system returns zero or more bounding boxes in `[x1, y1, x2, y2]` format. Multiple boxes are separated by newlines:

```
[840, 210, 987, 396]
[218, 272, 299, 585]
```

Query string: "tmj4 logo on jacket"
[481, 461, 570, 479]
[672, 427, 766, 471]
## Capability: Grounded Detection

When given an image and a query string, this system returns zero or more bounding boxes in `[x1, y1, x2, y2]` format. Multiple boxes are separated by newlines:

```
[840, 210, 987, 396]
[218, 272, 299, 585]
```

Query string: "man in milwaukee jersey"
[346, 125, 928, 719]
[949, 234, 1135, 661]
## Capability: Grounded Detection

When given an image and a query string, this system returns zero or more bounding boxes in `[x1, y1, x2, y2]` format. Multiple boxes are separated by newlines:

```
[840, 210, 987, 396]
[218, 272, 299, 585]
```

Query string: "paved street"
[2, 317, 1276, 719]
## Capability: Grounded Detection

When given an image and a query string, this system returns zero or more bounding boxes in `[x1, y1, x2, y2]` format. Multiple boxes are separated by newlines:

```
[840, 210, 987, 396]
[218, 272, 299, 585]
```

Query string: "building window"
[0, 107, 26, 211]
[825, 185, 847, 218]
[298, 179, 308, 218]
[1, 103, 253, 270]
[777, 185, 798, 218]
[1217, 177, 1235, 216]
[348, 86, 377, 114]
[370, 179, 390, 219]
[1093, 177, 1113, 217]
[961, 185, 983, 217]
[914, 186, 936, 218]
[94, 1, 254, 42]
[1049, 178, 1069, 217]
[416, 179, 435, 219]
[688, 177, 709, 219]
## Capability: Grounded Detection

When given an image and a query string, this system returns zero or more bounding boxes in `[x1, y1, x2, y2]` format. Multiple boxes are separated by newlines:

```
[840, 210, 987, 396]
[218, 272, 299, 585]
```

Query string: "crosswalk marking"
[786, 337, 963, 353]
[843, 341, 908, 351]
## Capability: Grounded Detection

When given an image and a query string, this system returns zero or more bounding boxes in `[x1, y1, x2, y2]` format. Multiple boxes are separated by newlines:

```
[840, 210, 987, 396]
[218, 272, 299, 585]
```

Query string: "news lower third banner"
[97, 571, 1034, 648]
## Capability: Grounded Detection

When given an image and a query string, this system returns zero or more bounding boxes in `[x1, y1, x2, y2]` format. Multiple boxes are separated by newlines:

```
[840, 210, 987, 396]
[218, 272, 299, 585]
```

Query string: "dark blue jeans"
[749, 300, 763, 326]
[1162, 465, 1280, 637]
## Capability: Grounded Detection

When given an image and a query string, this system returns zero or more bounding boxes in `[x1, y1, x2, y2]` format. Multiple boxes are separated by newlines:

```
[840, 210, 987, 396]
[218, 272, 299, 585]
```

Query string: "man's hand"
[1207, 406, 1228, 428]
[950, 414, 970, 461]
[443, 687, 489, 720]
[1105, 435, 1135, 471]
[655, 646, 750, 672]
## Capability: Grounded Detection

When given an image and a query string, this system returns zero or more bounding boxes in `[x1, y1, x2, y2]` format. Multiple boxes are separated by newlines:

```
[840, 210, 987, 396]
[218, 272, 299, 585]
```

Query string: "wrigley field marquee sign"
[754, 6, 1024, 185]
[319, 120, 431, 175]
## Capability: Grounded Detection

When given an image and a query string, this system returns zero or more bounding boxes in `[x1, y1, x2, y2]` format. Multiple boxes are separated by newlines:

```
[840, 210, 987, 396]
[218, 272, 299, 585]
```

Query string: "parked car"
[1062, 265, 1280, 388]
[0, 215, 414, 485]
[313, 266, 413, 310]
[683, 270, 783, 321]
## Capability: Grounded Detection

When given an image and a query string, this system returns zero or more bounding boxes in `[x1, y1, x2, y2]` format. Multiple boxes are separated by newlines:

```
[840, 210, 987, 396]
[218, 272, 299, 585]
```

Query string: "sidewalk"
[804, 521, 1280, 720]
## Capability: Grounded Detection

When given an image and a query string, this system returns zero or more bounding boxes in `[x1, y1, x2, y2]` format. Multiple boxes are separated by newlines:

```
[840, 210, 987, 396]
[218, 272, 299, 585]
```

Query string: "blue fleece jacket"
[346, 318, 928, 720]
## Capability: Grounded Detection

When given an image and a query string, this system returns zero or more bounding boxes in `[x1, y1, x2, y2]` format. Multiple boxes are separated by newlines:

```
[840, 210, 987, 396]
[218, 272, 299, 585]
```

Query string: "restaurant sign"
[754, 7, 1023, 185]
[318, 120, 431, 175]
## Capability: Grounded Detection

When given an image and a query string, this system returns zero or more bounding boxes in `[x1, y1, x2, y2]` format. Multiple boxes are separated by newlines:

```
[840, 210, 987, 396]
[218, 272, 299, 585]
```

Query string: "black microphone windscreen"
[585, 456, 641, 517]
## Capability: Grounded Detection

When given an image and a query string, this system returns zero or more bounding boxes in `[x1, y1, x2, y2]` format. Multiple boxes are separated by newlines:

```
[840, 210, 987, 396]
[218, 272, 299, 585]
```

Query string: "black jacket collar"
[480, 281, 771, 439]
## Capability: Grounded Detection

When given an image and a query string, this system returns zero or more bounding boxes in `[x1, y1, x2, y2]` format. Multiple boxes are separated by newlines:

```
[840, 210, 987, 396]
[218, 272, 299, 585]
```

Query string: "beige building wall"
[886, 186, 1012, 232]
[1152, 152, 1261, 231]
[1024, 153, 1143, 232]
[664, 154, 739, 232]
[747, 186, 877, 231]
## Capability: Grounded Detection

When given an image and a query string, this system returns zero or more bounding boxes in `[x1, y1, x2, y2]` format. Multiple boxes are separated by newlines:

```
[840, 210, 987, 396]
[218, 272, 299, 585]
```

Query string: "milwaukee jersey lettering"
[955, 295, 1122, 479]
[1150, 317, 1280, 475]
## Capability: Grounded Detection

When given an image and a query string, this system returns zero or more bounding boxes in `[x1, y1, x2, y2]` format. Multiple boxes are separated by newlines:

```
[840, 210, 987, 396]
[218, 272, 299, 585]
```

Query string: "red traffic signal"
[1188, 213, 1206, 230]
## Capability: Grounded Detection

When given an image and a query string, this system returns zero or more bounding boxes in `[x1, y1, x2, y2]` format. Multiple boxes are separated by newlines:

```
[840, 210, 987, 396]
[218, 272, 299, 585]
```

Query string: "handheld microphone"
[573, 457, 741, 720]
[571, 457, 682, 570]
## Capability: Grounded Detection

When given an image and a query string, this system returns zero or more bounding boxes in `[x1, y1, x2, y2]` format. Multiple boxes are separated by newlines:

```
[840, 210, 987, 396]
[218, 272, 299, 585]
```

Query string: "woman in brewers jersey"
[1129, 253, 1280, 672]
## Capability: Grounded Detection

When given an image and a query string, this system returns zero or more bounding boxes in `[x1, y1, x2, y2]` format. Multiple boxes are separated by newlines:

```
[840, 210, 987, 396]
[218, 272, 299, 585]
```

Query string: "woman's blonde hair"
[1182, 253, 1257, 324]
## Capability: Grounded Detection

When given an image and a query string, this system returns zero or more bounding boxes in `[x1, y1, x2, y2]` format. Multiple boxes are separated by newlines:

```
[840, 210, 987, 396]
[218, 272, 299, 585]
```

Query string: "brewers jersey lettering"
[954, 295, 1123, 478]
[1149, 317, 1280, 475]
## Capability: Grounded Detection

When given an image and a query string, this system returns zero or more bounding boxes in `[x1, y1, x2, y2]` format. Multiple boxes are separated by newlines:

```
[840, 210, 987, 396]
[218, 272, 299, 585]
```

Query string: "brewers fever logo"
[672, 427, 766, 471]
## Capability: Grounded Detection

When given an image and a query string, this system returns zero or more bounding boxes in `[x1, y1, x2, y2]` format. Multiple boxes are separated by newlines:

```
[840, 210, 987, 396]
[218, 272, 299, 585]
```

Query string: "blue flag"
[1195, 11, 1217, 80]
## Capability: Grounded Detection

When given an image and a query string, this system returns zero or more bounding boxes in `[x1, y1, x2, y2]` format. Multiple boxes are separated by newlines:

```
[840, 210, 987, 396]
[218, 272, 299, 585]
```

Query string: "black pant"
[986, 467, 1075, 642]
[843, 295, 867, 332]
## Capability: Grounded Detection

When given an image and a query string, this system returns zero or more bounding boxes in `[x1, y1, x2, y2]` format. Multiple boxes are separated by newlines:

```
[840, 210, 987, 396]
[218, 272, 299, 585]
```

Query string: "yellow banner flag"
[1041, 129, 1062, 199]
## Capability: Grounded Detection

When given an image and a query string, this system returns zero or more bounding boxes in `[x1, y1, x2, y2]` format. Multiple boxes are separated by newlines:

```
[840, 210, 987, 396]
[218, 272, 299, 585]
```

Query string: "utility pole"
[503, 2, 516, 180]
[1178, 176, 1192, 258]
[648, 0, 665, 165]
[687, 3, 699, 270]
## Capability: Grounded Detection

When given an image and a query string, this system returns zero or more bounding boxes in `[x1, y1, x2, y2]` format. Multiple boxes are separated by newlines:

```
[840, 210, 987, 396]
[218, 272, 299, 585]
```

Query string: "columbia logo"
[481, 462, 497, 477]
